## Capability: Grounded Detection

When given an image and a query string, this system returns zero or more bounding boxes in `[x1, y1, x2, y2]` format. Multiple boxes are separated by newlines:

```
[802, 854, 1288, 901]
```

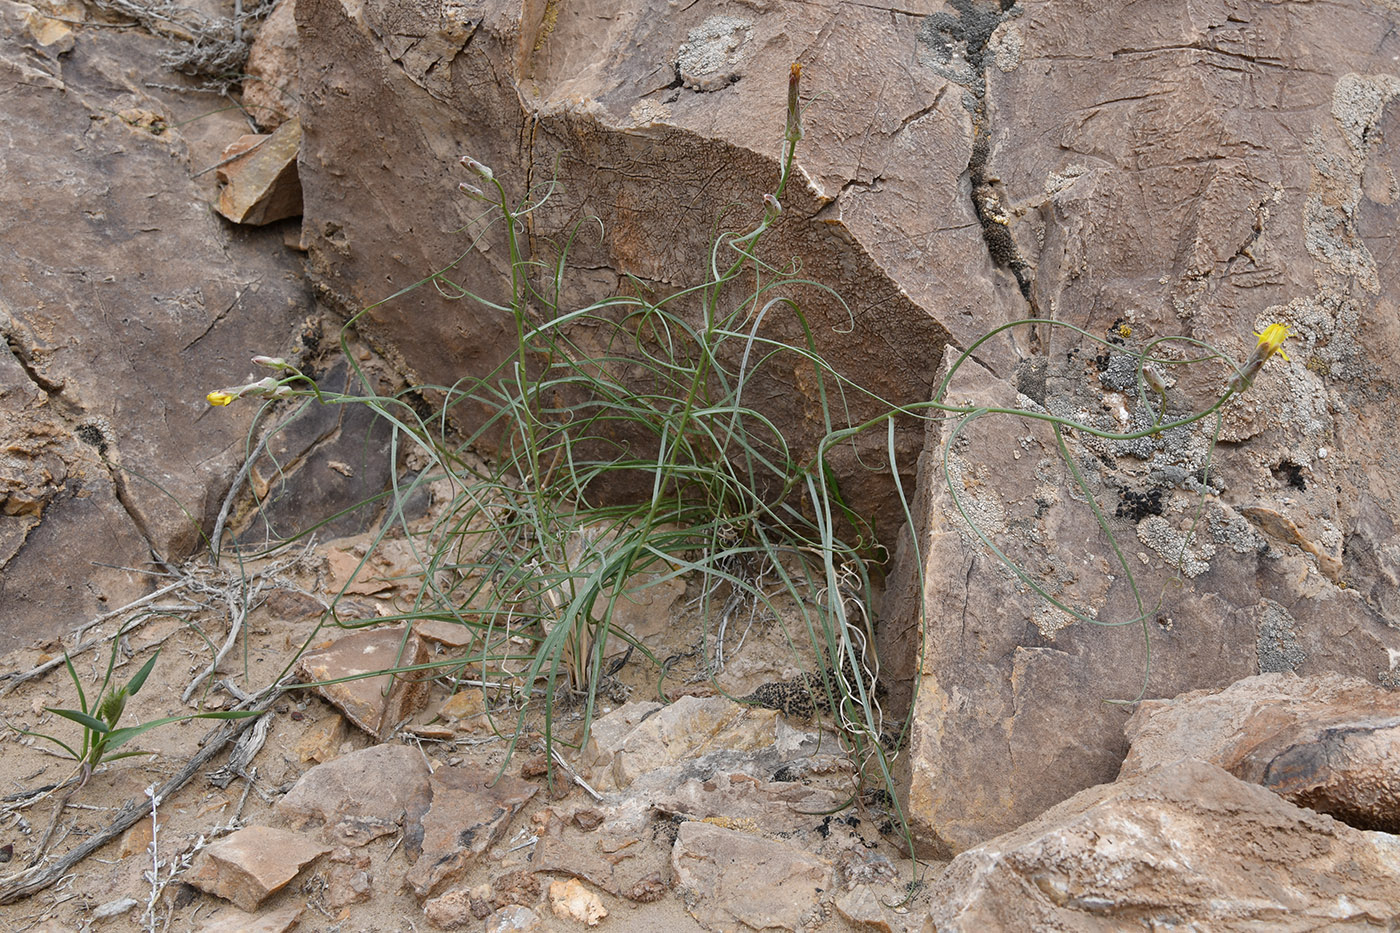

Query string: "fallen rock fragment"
[215, 116, 303, 225]
[201, 902, 305, 933]
[295, 625, 430, 738]
[581, 696, 783, 792]
[835, 885, 898, 933]
[671, 820, 831, 933]
[406, 763, 539, 899]
[242, 0, 299, 129]
[293, 712, 347, 763]
[423, 887, 489, 930]
[275, 742, 432, 845]
[548, 878, 608, 927]
[530, 801, 671, 901]
[1122, 672, 1400, 832]
[924, 758, 1400, 931]
[185, 825, 329, 911]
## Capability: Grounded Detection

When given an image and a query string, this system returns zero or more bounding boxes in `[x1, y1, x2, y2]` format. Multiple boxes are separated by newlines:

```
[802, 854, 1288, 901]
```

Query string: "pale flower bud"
[459, 156, 494, 181]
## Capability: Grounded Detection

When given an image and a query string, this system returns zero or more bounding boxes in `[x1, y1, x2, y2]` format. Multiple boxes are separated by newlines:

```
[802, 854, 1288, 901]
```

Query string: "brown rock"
[201, 903, 305, 933]
[292, 712, 347, 763]
[242, 0, 300, 129]
[216, 116, 303, 225]
[491, 868, 541, 908]
[294, 625, 431, 739]
[185, 825, 329, 912]
[423, 887, 479, 930]
[885, 0, 1400, 856]
[651, 771, 844, 837]
[322, 845, 373, 908]
[0, 0, 310, 652]
[835, 886, 896, 933]
[671, 820, 831, 933]
[923, 759, 1400, 932]
[531, 801, 672, 902]
[275, 742, 432, 845]
[294, 0, 975, 537]
[406, 763, 539, 899]
[1122, 672, 1400, 832]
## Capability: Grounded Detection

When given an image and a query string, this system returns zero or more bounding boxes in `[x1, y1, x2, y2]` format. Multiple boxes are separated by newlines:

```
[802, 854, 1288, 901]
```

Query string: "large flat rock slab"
[0, 0, 310, 652]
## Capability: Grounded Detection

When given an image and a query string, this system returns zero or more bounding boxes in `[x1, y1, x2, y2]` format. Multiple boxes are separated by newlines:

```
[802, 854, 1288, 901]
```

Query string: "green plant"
[17, 635, 257, 787]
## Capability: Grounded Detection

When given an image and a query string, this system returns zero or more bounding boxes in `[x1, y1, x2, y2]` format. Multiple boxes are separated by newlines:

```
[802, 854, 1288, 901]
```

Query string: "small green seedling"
[23, 643, 257, 788]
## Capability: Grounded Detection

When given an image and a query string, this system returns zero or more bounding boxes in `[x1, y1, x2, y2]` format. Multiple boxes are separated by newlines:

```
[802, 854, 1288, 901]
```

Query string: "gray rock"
[923, 759, 1400, 932]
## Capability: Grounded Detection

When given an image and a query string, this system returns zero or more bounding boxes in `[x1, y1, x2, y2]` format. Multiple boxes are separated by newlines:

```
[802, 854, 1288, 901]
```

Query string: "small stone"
[295, 626, 431, 738]
[215, 116, 303, 225]
[491, 869, 540, 908]
[92, 897, 139, 919]
[406, 763, 539, 898]
[201, 903, 304, 933]
[117, 819, 154, 858]
[185, 825, 329, 911]
[323, 846, 373, 908]
[275, 743, 432, 846]
[293, 713, 347, 763]
[423, 888, 476, 930]
[548, 878, 607, 927]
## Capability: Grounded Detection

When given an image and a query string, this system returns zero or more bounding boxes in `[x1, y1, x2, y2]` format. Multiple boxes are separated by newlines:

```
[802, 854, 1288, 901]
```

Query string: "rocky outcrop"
[0, 0, 310, 653]
[923, 758, 1400, 932]
[1122, 672, 1400, 833]
[886, 0, 1400, 854]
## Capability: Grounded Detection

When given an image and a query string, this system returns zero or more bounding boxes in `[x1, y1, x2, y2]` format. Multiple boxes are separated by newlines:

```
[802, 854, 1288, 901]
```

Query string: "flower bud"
[763, 194, 782, 216]
[206, 390, 237, 407]
[252, 355, 289, 370]
[459, 156, 494, 181]
[458, 181, 485, 198]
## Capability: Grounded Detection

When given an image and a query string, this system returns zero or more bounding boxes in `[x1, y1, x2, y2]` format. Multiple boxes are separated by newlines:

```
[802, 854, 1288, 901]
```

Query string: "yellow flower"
[1252, 323, 1292, 362]
[206, 390, 237, 406]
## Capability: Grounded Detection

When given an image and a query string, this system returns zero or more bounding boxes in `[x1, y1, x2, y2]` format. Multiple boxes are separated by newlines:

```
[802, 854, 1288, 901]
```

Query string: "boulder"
[923, 758, 1400, 932]
[1121, 672, 1400, 832]
[885, 0, 1400, 854]
[0, 0, 310, 652]
[292, 0, 1003, 529]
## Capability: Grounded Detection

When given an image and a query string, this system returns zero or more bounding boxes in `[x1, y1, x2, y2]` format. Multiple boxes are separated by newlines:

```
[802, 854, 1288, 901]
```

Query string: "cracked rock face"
[0, 0, 310, 653]
[887, 0, 1400, 856]
[293, 0, 1399, 861]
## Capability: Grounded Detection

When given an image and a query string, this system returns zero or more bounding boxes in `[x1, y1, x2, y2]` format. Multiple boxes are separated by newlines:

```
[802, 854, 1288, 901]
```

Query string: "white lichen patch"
[1136, 516, 1215, 578]
[676, 17, 753, 91]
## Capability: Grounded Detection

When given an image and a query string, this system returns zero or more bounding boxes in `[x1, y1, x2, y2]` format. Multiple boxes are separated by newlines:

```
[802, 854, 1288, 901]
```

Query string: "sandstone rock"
[0, 0, 309, 651]
[580, 696, 782, 792]
[1122, 672, 1400, 832]
[671, 820, 831, 933]
[275, 742, 432, 845]
[548, 878, 607, 927]
[322, 845, 373, 908]
[185, 825, 329, 911]
[530, 801, 672, 902]
[835, 885, 897, 933]
[216, 116, 303, 225]
[201, 903, 305, 933]
[651, 771, 844, 837]
[423, 887, 482, 930]
[922, 759, 1400, 932]
[884, 0, 1400, 855]
[406, 763, 539, 899]
[292, 712, 346, 763]
[294, 625, 430, 738]
[242, 0, 299, 129]
[294, 0, 987, 533]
